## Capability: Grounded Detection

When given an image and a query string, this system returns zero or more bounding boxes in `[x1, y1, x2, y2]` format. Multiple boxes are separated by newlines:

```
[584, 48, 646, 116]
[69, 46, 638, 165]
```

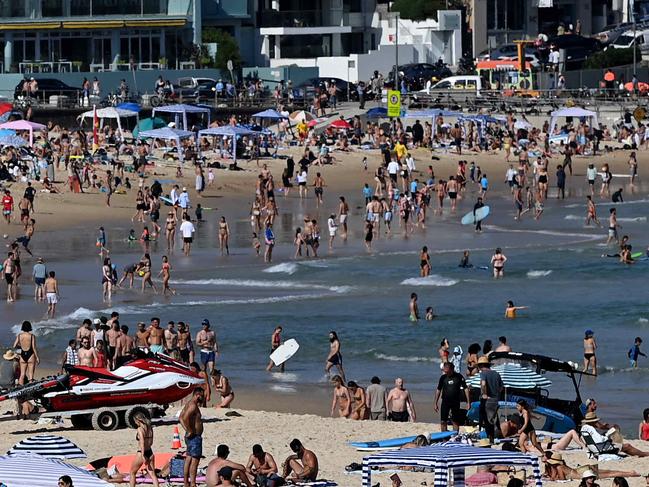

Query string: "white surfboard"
[270, 338, 300, 366]
[461, 205, 490, 225]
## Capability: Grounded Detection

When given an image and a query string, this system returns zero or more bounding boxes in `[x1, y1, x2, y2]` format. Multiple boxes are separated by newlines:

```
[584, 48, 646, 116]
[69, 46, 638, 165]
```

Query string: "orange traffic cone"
[171, 426, 182, 449]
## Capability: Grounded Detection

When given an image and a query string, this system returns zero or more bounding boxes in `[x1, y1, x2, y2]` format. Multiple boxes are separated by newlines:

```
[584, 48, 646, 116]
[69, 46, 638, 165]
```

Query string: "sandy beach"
[2, 109, 649, 486]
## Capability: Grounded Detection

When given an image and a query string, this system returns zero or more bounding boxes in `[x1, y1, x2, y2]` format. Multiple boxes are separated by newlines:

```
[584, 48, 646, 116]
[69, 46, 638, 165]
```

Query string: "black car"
[296, 77, 358, 102]
[547, 34, 602, 66]
[386, 63, 453, 90]
[14, 78, 80, 101]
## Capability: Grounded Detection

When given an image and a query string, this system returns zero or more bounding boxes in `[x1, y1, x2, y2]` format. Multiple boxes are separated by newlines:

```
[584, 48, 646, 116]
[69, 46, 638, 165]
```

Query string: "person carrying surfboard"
[266, 326, 284, 373]
[473, 197, 485, 233]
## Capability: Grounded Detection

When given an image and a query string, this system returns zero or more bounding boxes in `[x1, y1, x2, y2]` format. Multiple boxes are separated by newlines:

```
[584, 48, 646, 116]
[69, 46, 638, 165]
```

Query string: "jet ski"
[0, 352, 203, 412]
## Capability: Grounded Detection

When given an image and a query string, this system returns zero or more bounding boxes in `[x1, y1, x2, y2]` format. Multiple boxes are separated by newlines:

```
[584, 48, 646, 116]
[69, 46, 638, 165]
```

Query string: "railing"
[19, 61, 72, 74]
[259, 10, 324, 28]
[279, 44, 329, 58]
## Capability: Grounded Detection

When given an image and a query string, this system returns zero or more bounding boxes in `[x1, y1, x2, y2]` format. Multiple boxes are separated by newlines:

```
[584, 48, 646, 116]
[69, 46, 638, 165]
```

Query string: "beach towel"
[119, 475, 207, 484]
[289, 482, 337, 487]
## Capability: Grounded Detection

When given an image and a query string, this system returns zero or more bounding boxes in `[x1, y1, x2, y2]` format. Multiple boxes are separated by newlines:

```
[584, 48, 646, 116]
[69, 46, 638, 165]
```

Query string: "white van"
[418, 75, 484, 104]
[612, 29, 649, 49]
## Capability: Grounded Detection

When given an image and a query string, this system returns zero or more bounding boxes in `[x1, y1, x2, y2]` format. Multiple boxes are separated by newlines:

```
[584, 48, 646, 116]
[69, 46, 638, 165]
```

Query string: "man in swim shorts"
[196, 319, 218, 374]
[180, 388, 204, 487]
[387, 377, 416, 422]
[146, 317, 165, 355]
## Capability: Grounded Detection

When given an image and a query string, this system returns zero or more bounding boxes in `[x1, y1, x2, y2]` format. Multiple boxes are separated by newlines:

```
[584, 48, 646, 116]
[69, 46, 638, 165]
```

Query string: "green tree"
[202, 28, 242, 70]
[583, 47, 640, 69]
[391, 0, 448, 21]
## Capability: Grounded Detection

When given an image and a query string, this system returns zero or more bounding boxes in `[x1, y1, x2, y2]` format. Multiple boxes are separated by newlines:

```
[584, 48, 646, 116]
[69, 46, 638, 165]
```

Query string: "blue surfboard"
[349, 430, 454, 450]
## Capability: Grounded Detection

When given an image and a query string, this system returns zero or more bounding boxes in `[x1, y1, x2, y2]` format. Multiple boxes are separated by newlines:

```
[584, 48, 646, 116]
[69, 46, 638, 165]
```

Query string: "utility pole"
[633, 0, 637, 79]
[393, 13, 399, 89]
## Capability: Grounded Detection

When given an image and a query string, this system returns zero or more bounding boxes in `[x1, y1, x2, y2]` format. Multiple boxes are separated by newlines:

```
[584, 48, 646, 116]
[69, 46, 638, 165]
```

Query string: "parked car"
[13, 78, 80, 101]
[611, 29, 649, 49]
[174, 77, 216, 100]
[296, 77, 358, 102]
[386, 63, 453, 90]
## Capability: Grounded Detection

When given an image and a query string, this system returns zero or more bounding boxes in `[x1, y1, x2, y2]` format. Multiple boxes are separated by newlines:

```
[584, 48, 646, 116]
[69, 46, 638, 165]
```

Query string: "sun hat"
[581, 412, 600, 424]
[2, 350, 17, 361]
[581, 469, 597, 479]
[475, 438, 491, 448]
[547, 452, 564, 464]
[477, 355, 491, 365]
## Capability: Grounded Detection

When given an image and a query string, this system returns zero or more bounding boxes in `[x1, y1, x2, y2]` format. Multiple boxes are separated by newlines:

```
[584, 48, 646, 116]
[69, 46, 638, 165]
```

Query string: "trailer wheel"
[70, 414, 92, 429]
[125, 406, 150, 429]
[91, 408, 120, 431]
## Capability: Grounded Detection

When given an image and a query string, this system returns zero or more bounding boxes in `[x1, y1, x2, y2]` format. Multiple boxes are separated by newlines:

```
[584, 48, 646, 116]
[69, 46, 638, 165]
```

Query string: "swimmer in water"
[409, 293, 420, 322]
[425, 307, 436, 321]
[459, 250, 473, 268]
[585, 196, 601, 227]
[505, 300, 528, 319]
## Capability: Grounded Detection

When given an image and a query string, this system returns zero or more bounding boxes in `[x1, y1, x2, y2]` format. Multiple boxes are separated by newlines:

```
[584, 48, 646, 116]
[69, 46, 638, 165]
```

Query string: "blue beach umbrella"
[0, 134, 27, 147]
[0, 129, 16, 138]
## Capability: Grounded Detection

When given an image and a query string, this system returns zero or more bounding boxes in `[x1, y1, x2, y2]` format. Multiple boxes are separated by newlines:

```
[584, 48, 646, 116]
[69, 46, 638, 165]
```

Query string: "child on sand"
[639, 408, 649, 440]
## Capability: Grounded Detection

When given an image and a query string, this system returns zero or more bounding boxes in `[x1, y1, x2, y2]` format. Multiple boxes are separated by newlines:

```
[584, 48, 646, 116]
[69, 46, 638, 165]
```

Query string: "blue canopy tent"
[138, 127, 195, 161]
[152, 104, 211, 130]
[252, 109, 287, 120]
[402, 109, 463, 119]
[0, 134, 27, 147]
[459, 114, 505, 145]
[0, 129, 16, 138]
[362, 442, 542, 487]
[198, 126, 257, 165]
[366, 107, 387, 118]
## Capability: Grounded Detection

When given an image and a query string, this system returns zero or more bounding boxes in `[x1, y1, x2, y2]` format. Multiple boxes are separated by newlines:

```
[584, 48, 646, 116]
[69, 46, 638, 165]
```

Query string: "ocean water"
[2, 182, 649, 434]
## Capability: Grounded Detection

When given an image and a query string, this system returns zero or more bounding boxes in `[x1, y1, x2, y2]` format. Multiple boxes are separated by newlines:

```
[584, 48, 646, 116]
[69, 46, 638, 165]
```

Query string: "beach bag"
[169, 456, 185, 478]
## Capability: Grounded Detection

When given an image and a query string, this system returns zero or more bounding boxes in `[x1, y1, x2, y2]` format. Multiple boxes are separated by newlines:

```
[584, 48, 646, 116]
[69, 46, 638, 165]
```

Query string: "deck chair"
[580, 429, 619, 459]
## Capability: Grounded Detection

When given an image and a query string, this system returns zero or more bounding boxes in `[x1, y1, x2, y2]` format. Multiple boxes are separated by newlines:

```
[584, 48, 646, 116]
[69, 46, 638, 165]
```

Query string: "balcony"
[259, 10, 324, 28]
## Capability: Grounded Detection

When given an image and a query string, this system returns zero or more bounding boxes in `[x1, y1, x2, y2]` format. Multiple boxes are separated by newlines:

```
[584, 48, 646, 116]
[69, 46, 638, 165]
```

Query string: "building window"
[70, 0, 91, 15]
[487, 0, 524, 31]
[0, 0, 26, 17]
[93, 0, 142, 16]
[42, 0, 63, 17]
[345, 0, 362, 13]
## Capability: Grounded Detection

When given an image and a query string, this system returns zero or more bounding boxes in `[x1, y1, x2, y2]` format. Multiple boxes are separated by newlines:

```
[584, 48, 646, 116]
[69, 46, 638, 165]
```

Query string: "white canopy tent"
[548, 107, 599, 135]
[79, 107, 139, 133]
[138, 127, 195, 161]
[198, 126, 257, 164]
[152, 104, 211, 131]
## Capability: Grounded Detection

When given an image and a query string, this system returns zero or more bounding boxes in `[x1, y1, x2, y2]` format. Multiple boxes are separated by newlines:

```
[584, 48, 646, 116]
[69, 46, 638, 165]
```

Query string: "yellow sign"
[387, 90, 401, 117]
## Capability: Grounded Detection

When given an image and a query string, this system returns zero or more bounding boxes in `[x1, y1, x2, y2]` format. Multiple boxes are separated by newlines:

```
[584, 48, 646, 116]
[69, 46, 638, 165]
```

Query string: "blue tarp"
[116, 102, 141, 113]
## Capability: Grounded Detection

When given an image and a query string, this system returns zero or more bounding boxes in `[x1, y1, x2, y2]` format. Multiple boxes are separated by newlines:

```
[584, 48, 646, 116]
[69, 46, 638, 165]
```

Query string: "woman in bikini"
[132, 190, 146, 223]
[330, 375, 351, 418]
[102, 257, 113, 302]
[129, 414, 159, 487]
[250, 198, 262, 232]
[165, 211, 176, 251]
[157, 255, 175, 296]
[583, 329, 597, 376]
[347, 381, 368, 420]
[420, 246, 431, 277]
[439, 338, 450, 367]
[138, 253, 157, 294]
[218, 216, 230, 256]
[490, 248, 507, 279]
[13, 320, 38, 385]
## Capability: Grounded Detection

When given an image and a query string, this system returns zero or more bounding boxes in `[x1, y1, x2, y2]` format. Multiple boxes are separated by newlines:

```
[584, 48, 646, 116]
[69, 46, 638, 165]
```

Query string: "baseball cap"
[201, 319, 210, 326]
[92, 318, 101, 325]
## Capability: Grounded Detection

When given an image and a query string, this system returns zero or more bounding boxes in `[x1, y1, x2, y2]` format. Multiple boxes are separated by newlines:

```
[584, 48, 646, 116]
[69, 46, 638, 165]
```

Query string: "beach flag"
[171, 426, 182, 449]
[92, 105, 98, 152]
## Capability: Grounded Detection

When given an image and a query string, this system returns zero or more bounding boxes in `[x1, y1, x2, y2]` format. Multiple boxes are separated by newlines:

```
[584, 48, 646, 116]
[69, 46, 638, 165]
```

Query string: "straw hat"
[581, 412, 600, 424]
[581, 469, 597, 479]
[547, 452, 564, 465]
[477, 355, 491, 366]
[2, 350, 17, 361]
[476, 438, 491, 448]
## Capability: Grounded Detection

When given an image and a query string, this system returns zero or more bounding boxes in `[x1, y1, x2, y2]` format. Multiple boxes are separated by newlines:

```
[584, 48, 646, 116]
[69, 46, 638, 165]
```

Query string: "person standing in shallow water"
[325, 331, 345, 382]
[583, 329, 597, 376]
[409, 293, 419, 322]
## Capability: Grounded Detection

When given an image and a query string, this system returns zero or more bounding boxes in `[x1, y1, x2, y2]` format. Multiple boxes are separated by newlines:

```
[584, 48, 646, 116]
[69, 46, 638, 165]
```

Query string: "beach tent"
[138, 127, 195, 161]
[116, 102, 141, 113]
[0, 453, 113, 487]
[402, 109, 463, 119]
[0, 129, 15, 138]
[466, 363, 552, 389]
[459, 114, 504, 144]
[132, 116, 166, 138]
[0, 134, 27, 147]
[198, 126, 257, 164]
[152, 104, 211, 130]
[362, 442, 543, 487]
[8, 434, 86, 459]
[0, 120, 46, 146]
[252, 108, 287, 120]
[79, 107, 139, 133]
[548, 107, 598, 135]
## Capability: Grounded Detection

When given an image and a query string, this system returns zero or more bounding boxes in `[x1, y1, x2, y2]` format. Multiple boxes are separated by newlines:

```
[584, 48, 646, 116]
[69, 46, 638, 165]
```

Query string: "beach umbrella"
[132, 117, 166, 138]
[8, 434, 86, 459]
[0, 135, 27, 147]
[0, 453, 113, 486]
[330, 119, 352, 129]
[289, 110, 314, 122]
[0, 103, 13, 115]
[252, 108, 287, 120]
[0, 129, 16, 138]
[0, 111, 21, 124]
[366, 107, 387, 118]
[466, 363, 552, 389]
[514, 120, 533, 130]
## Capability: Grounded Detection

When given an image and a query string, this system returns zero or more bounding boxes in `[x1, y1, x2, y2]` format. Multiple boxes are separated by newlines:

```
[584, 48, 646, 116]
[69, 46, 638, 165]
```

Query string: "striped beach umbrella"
[8, 434, 86, 459]
[0, 453, 112, 487]
[466, 363, 552, 389]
